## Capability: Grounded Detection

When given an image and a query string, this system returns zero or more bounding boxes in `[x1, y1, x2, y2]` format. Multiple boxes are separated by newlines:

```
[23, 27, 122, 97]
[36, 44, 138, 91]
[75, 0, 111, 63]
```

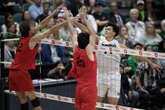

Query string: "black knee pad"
[31, 98, 40, 107]
[21, 102, 29, 110]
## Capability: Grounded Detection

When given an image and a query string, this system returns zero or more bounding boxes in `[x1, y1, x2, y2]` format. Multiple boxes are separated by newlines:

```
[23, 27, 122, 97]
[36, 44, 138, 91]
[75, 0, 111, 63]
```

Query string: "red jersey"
[10, 35, 38, 70]
[68, 46, 97, 86]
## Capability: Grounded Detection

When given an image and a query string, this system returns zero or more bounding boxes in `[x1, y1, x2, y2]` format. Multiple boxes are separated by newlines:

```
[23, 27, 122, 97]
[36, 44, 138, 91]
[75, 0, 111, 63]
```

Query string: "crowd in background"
[0, 0, 165, 109]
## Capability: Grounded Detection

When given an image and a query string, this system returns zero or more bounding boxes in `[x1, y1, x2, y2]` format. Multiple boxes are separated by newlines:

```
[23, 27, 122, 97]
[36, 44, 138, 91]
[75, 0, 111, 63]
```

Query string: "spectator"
[76, 4, 98, 33]
[127, 43, 143, 78]
[5, 22, 17, 38]
[159, 19, 165, 40]
[139, 22, 162, 51]
[36, 2, 51, 22]
[93, 2, 109, 33]
[4, 40, 16, 68]
[47, 61, 67, 80]
[4, 22, 19, 46]
[57, 9, 73, 62]
[109, 1, 124, 28]
[1, 13, 19, 36]
[136, 0, 148, 22]
[57, 9, 71, 41]
[41, 40, 66, 64]
[135, 45, 165, 109]
[40, 18, 66, 64]
[157, 40, 165, 89]
[116, 26, 133, 48]
[28, 0, 51, 21]
[87, 0, 96, 14]
[118, 57, 132, 106]
[158, 40, 165, 53]
[126, 8, 145, 47]
[22, 10, 32, 21]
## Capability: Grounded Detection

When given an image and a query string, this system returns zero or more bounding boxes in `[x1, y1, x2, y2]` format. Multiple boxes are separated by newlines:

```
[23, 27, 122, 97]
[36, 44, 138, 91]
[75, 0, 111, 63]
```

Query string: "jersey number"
[17, 42, 23, 52]
[76, 57, 85, 68]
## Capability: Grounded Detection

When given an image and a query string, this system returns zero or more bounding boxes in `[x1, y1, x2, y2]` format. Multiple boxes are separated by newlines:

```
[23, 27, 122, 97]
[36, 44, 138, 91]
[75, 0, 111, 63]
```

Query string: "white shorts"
[97, 75, 121, 98]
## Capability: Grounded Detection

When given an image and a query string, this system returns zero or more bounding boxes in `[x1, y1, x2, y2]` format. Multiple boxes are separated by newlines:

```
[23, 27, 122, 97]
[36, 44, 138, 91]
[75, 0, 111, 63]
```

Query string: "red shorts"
[9, 69, 34, 92]
[75, 85, 97, 110]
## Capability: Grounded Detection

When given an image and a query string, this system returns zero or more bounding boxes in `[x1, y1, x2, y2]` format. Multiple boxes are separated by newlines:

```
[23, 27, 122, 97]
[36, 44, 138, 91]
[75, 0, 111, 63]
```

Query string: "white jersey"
[97, 36, 121, 98]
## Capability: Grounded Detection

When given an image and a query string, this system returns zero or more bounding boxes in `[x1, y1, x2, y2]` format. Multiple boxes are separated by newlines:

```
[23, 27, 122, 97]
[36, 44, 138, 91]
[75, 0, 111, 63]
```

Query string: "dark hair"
[134, 43, 143, 49]
[20, 21, 30, 37]
[106, 23, 119, 36]
[43, 1, 50, 6]
[78, 32, 89, 49]
[144, 45, 153, 51]
[5, 13, 13, 25]
[158, 40, 165, 52]
[22, 11, 30, 21]
[6, 22, 17, 38]
[6, 22, 15, 31]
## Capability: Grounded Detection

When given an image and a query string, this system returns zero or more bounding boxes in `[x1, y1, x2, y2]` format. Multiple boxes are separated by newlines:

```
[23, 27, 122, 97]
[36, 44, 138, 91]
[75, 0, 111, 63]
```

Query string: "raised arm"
[73, 19, 100, 44]
[73, 20, 89, 33]
[79, 7, 97, 61]
[65, 10, 78, 52]
[29, 21, 67, 50]
[34, 5, 63, 33]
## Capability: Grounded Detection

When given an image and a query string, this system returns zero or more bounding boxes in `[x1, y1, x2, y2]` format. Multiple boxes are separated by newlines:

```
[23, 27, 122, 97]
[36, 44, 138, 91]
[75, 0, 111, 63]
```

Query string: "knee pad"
[31, 98, 40, 107]
[21, 102, 29, 110]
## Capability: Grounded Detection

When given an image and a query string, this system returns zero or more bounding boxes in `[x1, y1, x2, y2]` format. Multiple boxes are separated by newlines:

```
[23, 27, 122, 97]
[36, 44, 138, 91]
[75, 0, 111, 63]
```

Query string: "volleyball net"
[1, 33, 165, 110]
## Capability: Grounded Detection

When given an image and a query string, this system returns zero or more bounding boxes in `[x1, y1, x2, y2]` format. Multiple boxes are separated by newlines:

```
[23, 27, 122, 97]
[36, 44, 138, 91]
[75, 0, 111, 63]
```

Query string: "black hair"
[43, 1, 50, 6]
[6, 22, 16, 31]
[6, 22, 17, 38]
[105, 23, 119, 36]
[144, 45, 153, 51]
[78, 32, 89, 49]
[20, 21, 30, 37]
[5, 13, 13, 25]
[158, 40, 165, 52]
[22, 10, 29, 21]
[134, 43, 143, 49]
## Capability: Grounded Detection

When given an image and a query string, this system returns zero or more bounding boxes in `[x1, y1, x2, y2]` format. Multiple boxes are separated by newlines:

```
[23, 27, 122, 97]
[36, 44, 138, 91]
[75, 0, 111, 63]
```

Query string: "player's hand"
[71, 16, 79, 23]
[64, 10, 70, 20]
[53, 5, 64, 15]
[79, 7, 87, 23]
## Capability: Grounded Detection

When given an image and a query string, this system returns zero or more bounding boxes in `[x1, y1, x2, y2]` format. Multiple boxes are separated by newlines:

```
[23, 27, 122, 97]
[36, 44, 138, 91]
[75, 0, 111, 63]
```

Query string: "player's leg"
[16, 92, 28, 110]
[107, 86, 119, 105]
[81, 86, 97, 110]
[108, 97, 119, 105]
[26, 91, 42, 110]
[96, 83, 108, 110]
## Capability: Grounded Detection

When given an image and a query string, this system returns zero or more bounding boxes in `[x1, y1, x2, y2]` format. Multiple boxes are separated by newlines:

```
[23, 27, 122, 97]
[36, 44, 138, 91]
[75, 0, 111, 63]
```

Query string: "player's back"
[10, 35, 38, 70]
[68, 46, 97, 86]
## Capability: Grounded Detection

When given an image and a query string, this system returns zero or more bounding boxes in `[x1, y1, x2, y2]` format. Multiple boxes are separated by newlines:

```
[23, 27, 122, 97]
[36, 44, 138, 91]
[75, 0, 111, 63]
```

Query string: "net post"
[0, 33, 5, 110]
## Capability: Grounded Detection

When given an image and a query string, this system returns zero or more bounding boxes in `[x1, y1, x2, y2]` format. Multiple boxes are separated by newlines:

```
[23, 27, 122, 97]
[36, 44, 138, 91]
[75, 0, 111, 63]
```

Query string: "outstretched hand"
[79, 7, 87, 24]
[53, 5, 64, 15]
[64, 9, 70, 20]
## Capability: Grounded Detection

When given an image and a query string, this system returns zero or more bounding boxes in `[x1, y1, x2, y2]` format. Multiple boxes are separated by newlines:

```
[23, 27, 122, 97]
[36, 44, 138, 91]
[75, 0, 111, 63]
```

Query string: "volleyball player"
[9, 6, 67, 110]
[72, 20, 161, 106]
[96, 24, 121, 105]
[66, 8, 98, 110]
